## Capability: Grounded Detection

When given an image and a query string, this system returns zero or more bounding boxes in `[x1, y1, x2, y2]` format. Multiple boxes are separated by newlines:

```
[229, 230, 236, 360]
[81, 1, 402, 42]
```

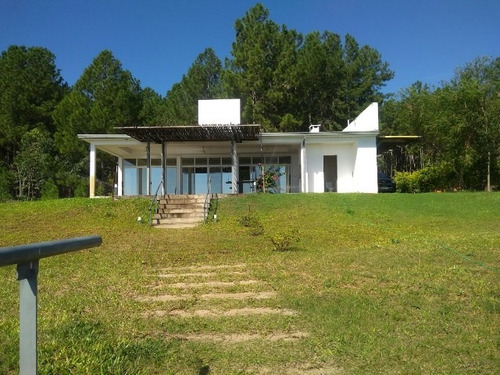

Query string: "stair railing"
[204, 176, 212, 223]
[148, 181, 163, 227]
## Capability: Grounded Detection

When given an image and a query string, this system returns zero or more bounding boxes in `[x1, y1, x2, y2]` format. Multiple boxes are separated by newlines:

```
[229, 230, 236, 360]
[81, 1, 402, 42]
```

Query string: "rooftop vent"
[309, 124, 321, 133]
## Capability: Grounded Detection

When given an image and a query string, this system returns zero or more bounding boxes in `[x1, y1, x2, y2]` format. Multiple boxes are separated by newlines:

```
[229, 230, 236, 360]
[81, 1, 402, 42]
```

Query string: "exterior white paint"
[79, 102, 380, 196]
[299, 136, 377, 193]
[352, 137, 378, 193]
[89, 143, 96, 198]
[117, 157, 123, 196]
[343, 102, 379, 132]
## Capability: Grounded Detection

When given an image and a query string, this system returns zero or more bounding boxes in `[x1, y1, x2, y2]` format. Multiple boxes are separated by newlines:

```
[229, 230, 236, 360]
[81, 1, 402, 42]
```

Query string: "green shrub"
[255, 165, 283, 193]
[74, 179, 89, 197]
[395, 163, 454, 193]
[0, 167, 12, 201]
[41, 178, 59, 200]
[270, 231, 300, 251]
[238, 211, 264, 236]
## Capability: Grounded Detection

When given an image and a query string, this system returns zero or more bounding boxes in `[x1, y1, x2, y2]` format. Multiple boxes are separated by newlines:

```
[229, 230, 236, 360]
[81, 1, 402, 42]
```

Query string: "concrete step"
[158, 204, 205, 211]
[154, 212, 205, 220]
[161, 194, 206, 199]
[152, 194, 212, 229]
[154, 222, 200, 229]
[157, 208, 205, 214]
[156, 217, 204, 225]
[157, 200, 206, 205]
[158, 195, 206, 204]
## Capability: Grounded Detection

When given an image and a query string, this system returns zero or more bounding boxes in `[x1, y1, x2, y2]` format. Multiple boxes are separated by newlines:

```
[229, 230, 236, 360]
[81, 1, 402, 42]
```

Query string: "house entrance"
[239, 166, 253, 193]
[323, 155, 338, 192]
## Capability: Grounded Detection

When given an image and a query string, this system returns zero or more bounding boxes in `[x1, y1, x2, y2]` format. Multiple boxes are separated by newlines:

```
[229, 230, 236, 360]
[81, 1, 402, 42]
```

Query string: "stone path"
[137, 263, 340, 373]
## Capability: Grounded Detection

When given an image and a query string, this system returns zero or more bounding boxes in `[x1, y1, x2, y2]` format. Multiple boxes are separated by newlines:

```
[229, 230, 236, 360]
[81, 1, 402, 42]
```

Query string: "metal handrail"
[204, 177, 212, 223]
[211, 194, 219, 222]
[0, 235, 102, 266]
[148, 180, 163, 227]
[0, 235, 102, 375]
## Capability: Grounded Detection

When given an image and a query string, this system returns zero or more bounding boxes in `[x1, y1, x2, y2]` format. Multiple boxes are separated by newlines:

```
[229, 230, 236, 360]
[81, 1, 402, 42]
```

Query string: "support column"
[89, 143, 96, 198]
[176, 156, 182, 194]
[300, 138, 307, 193]
[161, 142, 166, 196]
[17, 260, 39, 375]
[231, 138, 239, 194]
[146, 140, 151, 196]
[117, 157, 123, 196]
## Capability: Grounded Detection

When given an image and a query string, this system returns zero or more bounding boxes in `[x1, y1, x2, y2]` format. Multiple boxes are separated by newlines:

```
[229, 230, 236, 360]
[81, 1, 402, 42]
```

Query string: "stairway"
[152, 194, 208, 229]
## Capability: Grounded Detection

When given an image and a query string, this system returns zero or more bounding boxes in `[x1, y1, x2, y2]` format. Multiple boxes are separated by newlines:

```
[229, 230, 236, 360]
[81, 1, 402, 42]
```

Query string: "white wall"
[304, 142, 358, 193]
[352, 137, 378, 193]
[343, 102, 379, 132]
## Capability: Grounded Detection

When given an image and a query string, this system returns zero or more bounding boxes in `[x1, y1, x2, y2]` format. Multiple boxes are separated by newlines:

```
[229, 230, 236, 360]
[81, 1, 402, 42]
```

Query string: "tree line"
[380, 57, 500, 192]
[0, 3, 497, 199]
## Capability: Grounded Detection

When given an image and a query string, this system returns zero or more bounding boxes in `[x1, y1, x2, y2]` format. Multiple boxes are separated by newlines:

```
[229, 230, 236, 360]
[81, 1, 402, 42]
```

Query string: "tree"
[0, 45, 66, 175]
[380, 57, 500, 191]
[13, 128, 55, 200]
[225, 4, 301, 129]
[53, 50, 142, 195]
[225, 4, 393, 131]
[138, 87, 165, 126]
[450, 57, 500, 190]
[163, 48, 224, 125]
[54, 49, 142, 154]
[341, 35, 394, 121]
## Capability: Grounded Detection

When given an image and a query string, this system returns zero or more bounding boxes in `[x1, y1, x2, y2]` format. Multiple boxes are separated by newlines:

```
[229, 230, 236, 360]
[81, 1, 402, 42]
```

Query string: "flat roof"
[115, 125, 261, 143]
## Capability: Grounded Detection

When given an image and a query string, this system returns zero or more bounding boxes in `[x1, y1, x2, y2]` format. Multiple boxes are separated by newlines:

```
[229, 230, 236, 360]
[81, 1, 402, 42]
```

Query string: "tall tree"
[293, 31, 345, 130]
[138, 87, 165, 126]
[13, 128, 55, 200]
[342, 34, 394, 121]
[226, 4, 301, 130]
[449, 57, 500, 190]
[163, 48, 224, 125]
[53, 50, 142, 195]
[225, 4, 392, 131]
[54, 50, 141, 153]
[0, 45, 66, 167]
[380, 57, 500, 191]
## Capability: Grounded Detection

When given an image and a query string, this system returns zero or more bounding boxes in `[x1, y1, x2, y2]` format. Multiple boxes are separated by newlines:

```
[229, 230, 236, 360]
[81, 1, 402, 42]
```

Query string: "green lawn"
[0, 193, 499, 374]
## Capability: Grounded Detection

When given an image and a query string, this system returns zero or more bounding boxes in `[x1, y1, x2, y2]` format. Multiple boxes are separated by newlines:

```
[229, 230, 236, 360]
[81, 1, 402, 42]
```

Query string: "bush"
[255, 165, 283, 193]
[74, 179, 89, 197]
[0, 167, 13, 201]
[41, 178, 59, 200]
[238, 211, 264, 236]
[395, 163, 454, 193]
[270, 231, 300, 251]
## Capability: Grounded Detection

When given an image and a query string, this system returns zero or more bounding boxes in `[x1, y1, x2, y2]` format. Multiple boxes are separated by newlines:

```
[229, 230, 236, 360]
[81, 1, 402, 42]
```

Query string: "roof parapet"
[343, 102, 379, 132]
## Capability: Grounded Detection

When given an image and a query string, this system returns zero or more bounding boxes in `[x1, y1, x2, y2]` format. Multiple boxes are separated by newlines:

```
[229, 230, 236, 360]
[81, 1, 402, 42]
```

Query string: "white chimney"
[309, 124, 321, 133]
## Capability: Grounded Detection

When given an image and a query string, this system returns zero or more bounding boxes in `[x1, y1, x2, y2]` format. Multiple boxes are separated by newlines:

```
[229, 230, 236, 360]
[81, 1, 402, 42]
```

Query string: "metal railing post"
[17, 260, 39, 375]
[0, 235, 102, 375]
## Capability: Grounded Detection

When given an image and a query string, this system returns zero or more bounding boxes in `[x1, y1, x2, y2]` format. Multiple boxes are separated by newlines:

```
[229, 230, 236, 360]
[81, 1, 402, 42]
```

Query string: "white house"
[78, 99, 380, 197]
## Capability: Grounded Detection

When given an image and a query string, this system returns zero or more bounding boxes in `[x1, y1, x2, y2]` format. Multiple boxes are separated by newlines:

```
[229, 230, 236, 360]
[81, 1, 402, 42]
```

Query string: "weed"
[0, 193, 498, 374]
[238, 208, 264, 236]
[270, 231, 300, 252]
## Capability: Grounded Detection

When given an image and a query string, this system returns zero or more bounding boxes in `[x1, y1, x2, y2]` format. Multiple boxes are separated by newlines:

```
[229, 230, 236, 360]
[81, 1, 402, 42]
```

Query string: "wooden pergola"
[115, 124, 261, 143]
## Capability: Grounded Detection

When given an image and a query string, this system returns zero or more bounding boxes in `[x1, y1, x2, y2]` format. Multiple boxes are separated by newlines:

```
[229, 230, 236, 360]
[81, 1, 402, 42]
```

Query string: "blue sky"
[1, 0, 499, 96]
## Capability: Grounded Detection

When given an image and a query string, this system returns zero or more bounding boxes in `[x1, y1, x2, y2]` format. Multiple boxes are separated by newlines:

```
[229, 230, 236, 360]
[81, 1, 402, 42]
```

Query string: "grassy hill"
[0, 193, 498, 374]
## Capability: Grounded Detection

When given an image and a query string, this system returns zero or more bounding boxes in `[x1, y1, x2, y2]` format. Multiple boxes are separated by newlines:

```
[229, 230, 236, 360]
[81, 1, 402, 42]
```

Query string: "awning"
[377, 135, 420, 154]
[115, 125, 261, 143]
